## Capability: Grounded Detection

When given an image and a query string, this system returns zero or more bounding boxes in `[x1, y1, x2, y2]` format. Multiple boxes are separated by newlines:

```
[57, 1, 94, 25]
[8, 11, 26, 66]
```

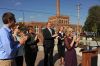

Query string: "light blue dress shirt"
[0, 25, 20, 59]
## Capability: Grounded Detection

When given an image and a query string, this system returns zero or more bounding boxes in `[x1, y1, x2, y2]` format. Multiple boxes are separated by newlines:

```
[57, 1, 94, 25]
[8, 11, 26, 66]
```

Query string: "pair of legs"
[15, 56, 23, 66]
[44, 46, 54, 66]
[24, 51, 37, 66]
[57, 44, 65, 65]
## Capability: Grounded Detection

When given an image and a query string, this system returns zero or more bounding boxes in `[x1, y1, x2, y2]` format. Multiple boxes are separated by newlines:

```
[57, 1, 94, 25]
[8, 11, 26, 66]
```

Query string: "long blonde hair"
[65, 27, 73, 37]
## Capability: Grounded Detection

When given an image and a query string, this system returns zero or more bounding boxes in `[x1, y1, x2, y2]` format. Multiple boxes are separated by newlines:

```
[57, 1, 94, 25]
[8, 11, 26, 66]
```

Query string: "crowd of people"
[0, 12, 80, 66]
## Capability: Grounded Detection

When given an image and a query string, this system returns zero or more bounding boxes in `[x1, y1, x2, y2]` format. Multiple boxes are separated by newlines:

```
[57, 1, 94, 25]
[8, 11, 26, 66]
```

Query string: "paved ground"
[23, 50, 82, 66]
[22, 40, 100, 66]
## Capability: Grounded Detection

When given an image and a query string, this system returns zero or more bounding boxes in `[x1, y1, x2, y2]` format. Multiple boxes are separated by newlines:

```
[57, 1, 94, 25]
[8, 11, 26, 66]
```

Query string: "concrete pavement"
[23, 40, 100, 66]
[23, 50, 82, 66]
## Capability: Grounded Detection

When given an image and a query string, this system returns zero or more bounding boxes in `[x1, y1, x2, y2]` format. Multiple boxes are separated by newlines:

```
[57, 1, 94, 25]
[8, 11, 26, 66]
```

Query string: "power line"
[0, 7, 55, 15]
[0, 7, 83, 23]
[0, 7, 81, 18]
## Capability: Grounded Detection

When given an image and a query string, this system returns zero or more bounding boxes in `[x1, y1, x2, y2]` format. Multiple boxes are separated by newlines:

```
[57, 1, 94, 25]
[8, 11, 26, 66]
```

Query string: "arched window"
[34, 26, 39, 33]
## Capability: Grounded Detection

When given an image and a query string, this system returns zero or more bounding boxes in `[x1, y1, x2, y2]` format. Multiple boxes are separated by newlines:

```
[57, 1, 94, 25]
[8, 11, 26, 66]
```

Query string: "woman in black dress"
[57, 26, 65, 65]
[24, 26, 39, 66]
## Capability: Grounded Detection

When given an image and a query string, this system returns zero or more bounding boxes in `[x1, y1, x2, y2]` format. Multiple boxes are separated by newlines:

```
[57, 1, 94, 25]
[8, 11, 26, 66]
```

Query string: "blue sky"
[0, 0, 100, 28]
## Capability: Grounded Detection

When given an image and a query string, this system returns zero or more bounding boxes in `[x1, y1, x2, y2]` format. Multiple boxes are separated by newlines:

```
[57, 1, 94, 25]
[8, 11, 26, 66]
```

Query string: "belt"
[0, 58, 14, 60]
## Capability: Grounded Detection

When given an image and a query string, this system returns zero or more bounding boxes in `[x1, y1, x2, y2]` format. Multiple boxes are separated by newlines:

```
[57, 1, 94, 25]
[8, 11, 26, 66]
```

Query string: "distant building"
[18, 20, 82, 44]
[17, 0, 82, 44]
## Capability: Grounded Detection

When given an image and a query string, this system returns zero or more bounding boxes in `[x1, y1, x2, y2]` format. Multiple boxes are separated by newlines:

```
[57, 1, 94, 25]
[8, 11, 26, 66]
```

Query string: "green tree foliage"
[83, 5, 100, 33]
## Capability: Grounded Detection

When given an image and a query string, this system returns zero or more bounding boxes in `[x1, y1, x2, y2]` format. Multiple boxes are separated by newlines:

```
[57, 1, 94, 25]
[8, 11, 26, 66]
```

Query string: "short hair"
[2, 12, 16, 24]
[27, 26, 34, 32]
[19, 26, 28, 34]
[58, 26, 64, 31]
[28, 26, 33, 29]
[46, 22, 52, 25]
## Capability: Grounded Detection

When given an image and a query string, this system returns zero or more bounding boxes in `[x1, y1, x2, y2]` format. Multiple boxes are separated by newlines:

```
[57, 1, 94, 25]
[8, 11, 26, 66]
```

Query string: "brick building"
[18, 0, 82, 44]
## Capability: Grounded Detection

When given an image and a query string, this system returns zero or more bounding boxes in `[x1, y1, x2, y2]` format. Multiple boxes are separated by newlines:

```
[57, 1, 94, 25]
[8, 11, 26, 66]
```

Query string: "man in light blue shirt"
[0, 12, 27, 66]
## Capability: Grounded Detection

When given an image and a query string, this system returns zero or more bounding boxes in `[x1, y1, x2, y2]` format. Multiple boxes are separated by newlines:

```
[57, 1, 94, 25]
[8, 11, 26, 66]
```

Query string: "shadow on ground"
[37, 52, 60, 66]
[37, 59, 44, 66]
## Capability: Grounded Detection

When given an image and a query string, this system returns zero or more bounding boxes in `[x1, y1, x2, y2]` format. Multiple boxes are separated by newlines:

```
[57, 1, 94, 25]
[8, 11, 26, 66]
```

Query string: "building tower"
[56, 0, 60, 17]
[48, 0, 69, 31]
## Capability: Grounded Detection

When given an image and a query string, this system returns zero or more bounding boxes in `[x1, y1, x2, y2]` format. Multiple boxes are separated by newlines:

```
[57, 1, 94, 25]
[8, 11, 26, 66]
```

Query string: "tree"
[83, 5, 100, 36]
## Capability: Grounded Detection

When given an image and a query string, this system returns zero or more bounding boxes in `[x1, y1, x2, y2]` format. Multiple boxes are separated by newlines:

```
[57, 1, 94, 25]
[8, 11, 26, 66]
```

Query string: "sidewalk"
[22, 40, 100, 66]
[23, 50, 82, 66]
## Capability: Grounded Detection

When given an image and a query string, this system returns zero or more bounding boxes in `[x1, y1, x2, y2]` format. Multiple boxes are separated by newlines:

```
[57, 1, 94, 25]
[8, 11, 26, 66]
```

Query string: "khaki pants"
[0, 59, 16, 66]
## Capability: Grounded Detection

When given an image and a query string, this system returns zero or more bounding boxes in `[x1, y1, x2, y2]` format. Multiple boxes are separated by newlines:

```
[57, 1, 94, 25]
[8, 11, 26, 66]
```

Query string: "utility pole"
[77, 3, 81, 37]
[22, 11, 25, 25]
[22, 11, 25, 22]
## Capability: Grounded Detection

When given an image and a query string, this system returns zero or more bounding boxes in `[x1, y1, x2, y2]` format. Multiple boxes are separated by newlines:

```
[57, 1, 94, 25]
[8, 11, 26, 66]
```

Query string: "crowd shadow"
[37, 59, 44, 66]
[37, 52, 60, 66]
[53, 53, 60, 64]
